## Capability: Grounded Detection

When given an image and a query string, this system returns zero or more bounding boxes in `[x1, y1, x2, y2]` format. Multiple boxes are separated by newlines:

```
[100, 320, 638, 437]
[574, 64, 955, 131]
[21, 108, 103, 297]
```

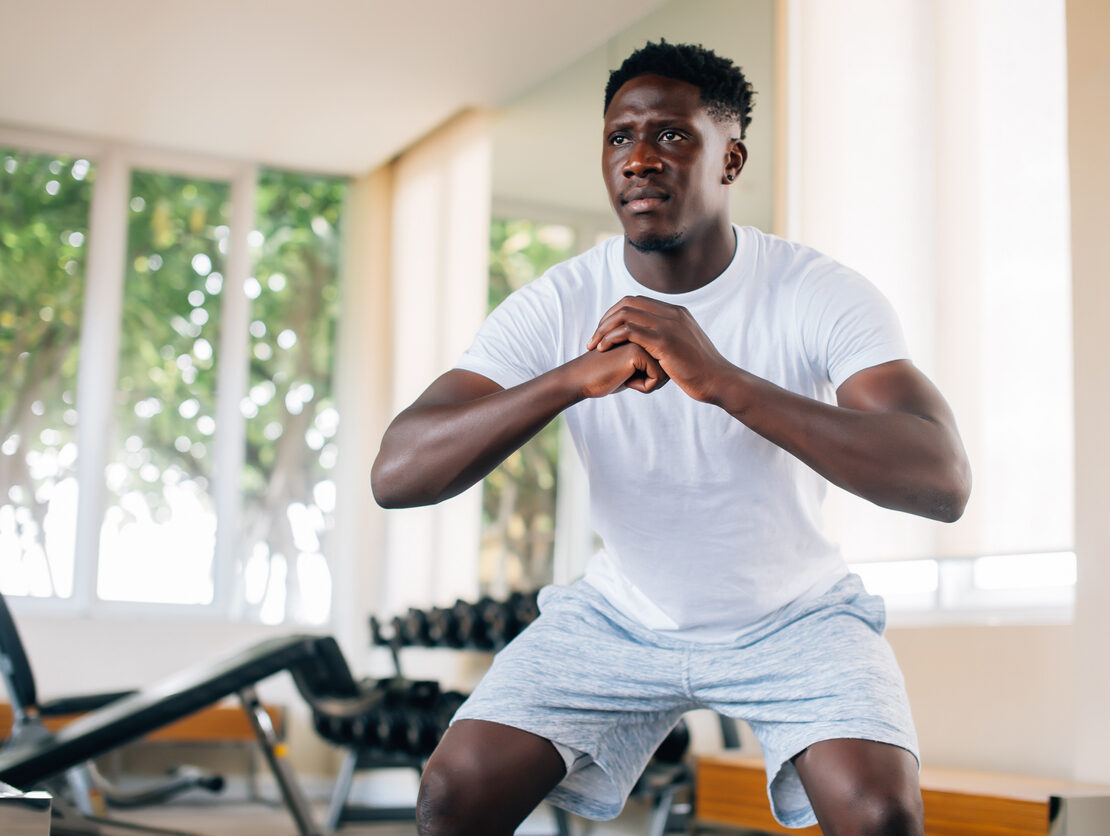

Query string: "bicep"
[836, 360, 957, 429]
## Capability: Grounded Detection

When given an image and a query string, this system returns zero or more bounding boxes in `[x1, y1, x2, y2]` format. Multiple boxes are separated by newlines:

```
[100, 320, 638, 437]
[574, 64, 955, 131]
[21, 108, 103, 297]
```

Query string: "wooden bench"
[696, 754, 1110, 836]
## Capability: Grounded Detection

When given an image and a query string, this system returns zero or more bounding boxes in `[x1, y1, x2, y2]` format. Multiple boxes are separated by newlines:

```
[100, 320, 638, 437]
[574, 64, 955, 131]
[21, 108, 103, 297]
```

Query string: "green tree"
[2, 150, 346, 619]
[238, 170, 344, 621]
[480, 219, 575, 593]
[0, 149, 93, 595]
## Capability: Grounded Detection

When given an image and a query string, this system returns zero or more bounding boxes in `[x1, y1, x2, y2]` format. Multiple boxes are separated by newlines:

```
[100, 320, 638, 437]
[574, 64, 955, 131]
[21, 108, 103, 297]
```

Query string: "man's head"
[602, 42, 755, 255]
[604, 40, 755, 140]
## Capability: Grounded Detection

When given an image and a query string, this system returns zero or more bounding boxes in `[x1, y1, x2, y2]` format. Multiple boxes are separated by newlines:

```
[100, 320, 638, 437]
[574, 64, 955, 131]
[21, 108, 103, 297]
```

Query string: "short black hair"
[604, 40, 755, 139]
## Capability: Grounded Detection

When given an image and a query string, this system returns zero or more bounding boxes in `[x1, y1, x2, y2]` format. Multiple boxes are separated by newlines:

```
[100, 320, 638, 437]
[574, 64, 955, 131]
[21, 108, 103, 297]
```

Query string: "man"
[372, 40, 970, 835]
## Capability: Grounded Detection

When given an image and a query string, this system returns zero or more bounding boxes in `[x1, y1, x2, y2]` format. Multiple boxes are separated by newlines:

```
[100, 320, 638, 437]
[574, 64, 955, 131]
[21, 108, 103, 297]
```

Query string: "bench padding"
[0, 634, 323, 789]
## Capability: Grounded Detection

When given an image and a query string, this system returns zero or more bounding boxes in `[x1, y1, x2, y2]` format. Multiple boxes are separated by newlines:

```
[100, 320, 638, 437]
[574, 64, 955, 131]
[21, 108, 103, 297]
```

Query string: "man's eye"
[610, 135, 629, 145]
[660, 130, 681, 141]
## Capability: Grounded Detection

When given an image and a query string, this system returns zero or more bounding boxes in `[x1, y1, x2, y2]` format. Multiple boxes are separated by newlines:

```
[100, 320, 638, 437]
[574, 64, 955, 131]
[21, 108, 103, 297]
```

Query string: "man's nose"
[623, 142, 662, 178]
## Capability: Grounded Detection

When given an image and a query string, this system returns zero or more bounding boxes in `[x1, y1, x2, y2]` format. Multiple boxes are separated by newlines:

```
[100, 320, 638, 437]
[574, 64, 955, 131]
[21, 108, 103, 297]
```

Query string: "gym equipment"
[306, 675, 472, 832]
[0, 587, 374, 836]
[371, 589, 542, 651]
[312, 591, 549, 832]
[0, 592, 224, 826]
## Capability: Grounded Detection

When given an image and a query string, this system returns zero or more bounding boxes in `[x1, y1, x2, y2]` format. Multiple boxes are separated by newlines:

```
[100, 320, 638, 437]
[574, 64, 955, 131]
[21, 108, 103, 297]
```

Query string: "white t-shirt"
[458, 225, 909, 642]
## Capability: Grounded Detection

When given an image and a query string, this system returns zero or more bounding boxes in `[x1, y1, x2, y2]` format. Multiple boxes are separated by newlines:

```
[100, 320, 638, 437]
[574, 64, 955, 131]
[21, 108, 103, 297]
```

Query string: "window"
[0, 148, 93, 599]
[0, 135, 346, 624]
[238, 170, 344, 624]
[98, 170, 228, 605]
[478, 219, 575, 596]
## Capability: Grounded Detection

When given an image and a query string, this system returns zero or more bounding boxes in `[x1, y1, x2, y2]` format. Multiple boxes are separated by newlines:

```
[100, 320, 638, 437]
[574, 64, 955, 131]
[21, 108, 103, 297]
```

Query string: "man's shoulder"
[738, 226, 866, 299]
[740, 226, 835, 274]
[548, 234, 619, 279]
[520, 234, 620, 298]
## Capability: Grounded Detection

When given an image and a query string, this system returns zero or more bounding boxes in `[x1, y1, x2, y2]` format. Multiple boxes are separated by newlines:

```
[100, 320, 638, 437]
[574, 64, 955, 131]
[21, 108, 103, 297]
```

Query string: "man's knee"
[793, 739, 923, 836]
[844, 786, 924, 836]
[415, 720, 566, 836]
[415, 759, 465, 836]
[417, 752, 504, 835]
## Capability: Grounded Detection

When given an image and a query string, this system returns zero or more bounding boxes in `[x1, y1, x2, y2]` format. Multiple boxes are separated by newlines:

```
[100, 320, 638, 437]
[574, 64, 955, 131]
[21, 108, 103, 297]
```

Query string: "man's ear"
[723, 139, 747, 183]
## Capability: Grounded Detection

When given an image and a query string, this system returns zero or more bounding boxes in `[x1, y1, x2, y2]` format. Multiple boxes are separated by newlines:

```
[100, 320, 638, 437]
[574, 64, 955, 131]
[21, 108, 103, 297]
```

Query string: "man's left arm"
[588, 296, 971, 522]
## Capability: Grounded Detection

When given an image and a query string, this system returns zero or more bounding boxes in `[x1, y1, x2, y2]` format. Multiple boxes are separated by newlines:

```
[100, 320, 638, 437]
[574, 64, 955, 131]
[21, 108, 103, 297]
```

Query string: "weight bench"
[0, 619, 343, 836]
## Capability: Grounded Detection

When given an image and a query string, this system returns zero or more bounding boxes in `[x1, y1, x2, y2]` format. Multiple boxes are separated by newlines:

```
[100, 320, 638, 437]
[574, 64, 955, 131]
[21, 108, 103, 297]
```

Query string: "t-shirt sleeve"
[456, 277, 563, 390]
[796, 259, 911, 389]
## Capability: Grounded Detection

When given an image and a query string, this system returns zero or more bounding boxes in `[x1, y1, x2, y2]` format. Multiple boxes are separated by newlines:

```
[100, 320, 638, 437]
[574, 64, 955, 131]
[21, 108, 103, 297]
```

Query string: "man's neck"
[623, 219, 737, 294]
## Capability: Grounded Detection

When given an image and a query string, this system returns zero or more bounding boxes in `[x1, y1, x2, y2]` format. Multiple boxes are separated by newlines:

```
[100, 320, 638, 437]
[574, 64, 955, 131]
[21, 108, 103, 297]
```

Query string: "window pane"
[479, 220, 575, 596]
[0, 149, 93, 598]
[97, 171, 228, 604]
[973, 552, 1076, 592]
[238, 170, 345, 625]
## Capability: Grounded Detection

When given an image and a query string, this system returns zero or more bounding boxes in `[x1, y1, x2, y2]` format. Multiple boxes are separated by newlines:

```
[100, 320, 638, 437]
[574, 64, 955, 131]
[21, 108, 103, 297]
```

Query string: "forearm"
[371, 366, 582, 509]
[374, 342, 668, 509]
[713, 365, 971, 522]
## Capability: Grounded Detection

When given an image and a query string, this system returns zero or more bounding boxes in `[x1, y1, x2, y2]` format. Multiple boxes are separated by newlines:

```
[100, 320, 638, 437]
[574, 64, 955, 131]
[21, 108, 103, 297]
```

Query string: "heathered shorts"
[451, 572, 918, 829]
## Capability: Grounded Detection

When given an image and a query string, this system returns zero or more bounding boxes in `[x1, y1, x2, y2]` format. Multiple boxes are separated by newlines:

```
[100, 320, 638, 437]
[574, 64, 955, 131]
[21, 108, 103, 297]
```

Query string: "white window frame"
[1, 124, 340, 624]
[851, 552, 1076, 628]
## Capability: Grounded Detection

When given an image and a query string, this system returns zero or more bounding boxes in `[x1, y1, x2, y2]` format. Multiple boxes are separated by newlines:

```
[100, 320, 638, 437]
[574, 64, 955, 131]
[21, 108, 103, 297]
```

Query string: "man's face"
[602, 74, 739, 253]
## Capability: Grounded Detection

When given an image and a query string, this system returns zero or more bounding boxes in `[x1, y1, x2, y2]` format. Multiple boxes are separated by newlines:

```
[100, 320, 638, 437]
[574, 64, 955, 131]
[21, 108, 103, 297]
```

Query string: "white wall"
[888, 624, 1076, 776]
[1066, 0, 1110, 786]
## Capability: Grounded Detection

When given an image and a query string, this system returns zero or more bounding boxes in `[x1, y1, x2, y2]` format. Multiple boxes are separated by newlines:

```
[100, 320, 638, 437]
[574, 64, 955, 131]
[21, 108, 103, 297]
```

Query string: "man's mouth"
[622, 187, 669, 213]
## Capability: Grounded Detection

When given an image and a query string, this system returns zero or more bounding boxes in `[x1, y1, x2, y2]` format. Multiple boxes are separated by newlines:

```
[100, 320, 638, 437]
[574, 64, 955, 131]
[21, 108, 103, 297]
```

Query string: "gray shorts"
[452, 573, 918, 828]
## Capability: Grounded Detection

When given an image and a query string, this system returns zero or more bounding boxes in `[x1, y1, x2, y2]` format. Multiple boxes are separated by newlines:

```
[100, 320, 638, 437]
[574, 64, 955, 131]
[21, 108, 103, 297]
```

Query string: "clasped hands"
[577, 296, 732, 403]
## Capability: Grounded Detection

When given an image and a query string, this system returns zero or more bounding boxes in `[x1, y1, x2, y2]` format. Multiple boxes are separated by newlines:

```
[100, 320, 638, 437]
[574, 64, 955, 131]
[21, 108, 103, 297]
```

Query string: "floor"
[99, 798, 589, 836]
[97, 800, 417, 836]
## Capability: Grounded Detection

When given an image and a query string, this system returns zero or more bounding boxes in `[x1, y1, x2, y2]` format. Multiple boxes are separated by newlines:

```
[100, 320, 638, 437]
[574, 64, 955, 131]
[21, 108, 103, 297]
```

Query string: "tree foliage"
[1, 148, 345, 619]
[480, 219, 575, 593]
[0, 149, 92, 595]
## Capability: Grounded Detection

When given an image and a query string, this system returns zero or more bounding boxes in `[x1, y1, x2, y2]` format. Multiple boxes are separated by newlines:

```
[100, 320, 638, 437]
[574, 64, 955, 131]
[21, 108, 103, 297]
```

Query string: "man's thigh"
[692, 575, 919, 829]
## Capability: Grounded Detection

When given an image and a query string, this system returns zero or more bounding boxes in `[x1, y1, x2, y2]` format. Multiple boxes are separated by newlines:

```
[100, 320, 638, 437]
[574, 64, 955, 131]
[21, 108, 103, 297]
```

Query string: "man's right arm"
[371, 342, 668, 508]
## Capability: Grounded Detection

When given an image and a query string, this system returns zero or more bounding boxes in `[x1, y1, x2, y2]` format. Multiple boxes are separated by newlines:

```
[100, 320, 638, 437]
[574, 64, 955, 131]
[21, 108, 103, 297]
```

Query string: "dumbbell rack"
[324, 591, 549, 833]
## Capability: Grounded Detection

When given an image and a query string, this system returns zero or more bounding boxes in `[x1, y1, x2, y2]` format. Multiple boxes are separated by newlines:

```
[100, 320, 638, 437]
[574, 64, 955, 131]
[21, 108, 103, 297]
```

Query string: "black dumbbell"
[403, 607, 433, 646]
[389, 615, 409, 646]
[456, 597, 499, 650]
[426, 605, 464, 648]
[433, 690, 469, 743]
[369, 615, 390, 647]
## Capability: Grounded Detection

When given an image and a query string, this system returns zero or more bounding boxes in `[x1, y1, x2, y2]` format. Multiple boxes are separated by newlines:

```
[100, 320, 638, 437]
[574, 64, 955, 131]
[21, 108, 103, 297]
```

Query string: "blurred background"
[0, 0, 1107, 825]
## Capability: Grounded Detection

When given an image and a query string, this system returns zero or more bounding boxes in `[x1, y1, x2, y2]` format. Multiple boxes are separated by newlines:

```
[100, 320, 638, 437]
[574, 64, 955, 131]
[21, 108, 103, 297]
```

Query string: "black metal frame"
[0, 591, 347, 836]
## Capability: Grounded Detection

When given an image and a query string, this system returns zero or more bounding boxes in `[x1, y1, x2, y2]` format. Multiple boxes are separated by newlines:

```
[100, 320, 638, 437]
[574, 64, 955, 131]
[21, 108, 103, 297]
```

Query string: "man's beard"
[627, 229, 683, 253]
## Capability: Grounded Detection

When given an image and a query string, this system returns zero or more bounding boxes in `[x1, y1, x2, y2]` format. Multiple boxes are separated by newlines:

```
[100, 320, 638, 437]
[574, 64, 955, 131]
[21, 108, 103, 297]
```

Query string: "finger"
[597, 321, 662, 354]
[588, 297, 661, 350]
[626, 368, 670, 393]
[591, 308, 665, 352]
[643, 354, 671, 390]
[593, 324, 632, 352]
[623, 350, 670, 393]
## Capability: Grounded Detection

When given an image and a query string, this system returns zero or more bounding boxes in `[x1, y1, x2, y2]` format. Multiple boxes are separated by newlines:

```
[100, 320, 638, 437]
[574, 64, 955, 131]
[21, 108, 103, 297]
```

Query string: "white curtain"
[784, 0, 1073, 563]
[381, 110, 494, 613]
